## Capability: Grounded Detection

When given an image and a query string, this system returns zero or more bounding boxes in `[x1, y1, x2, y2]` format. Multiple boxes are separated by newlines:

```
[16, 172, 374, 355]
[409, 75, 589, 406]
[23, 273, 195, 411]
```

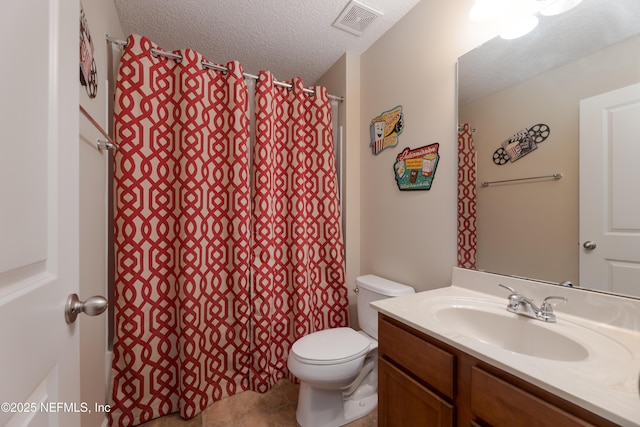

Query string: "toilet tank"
[356, 275, 415, 339]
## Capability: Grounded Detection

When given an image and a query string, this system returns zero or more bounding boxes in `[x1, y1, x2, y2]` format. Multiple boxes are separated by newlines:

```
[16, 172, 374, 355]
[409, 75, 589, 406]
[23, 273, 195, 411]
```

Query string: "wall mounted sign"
[393, 143, 440, 191]
[369, 105, 404, 155]
[80, 4, 98, 98]
[492, 123, 550, 165]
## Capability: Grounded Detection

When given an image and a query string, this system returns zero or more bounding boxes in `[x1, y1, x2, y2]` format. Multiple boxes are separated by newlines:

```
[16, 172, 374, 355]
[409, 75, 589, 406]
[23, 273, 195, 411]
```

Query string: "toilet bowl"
[287, 275, 415, 427]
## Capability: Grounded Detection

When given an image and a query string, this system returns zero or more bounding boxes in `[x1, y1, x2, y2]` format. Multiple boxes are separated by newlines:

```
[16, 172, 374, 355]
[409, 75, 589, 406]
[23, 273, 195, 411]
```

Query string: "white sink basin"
[435, 306, 588, 361]
[420, 297, 631, 362]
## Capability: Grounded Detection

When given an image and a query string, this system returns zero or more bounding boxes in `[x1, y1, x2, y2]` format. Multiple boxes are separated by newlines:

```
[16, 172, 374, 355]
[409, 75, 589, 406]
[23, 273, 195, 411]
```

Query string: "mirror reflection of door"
[579, 82, 640, 297]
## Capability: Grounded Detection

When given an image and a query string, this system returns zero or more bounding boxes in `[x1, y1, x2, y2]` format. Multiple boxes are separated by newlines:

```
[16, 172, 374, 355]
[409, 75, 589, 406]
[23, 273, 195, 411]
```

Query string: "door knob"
[583, 241, 597, 250]
[65, 293, 108, 324]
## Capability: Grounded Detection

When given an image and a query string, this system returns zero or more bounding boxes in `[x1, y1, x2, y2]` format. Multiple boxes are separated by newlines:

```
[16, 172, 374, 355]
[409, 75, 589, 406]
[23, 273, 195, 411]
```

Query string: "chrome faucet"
[498, 284, 567, 323]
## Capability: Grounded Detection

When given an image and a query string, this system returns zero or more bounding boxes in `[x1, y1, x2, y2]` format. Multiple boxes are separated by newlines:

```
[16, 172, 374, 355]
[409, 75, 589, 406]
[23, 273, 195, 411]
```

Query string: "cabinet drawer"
[471, 367, 595, 427]
[379, 315, 455, 399]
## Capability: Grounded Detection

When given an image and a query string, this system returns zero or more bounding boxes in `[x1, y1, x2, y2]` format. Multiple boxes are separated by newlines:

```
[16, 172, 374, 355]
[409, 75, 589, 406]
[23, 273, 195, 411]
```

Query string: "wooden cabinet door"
[471, 367, 596, 427]
[379, 358, 454, 427]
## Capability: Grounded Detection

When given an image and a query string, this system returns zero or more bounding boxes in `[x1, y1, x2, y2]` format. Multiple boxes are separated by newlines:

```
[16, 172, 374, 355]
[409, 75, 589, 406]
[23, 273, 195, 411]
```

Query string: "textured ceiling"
[458, 0, 640, 106]
[113, 0, 421, 85]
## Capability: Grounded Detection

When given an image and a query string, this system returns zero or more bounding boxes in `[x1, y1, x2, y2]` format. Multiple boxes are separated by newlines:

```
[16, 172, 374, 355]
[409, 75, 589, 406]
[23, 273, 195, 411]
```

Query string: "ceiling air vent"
[333, 0, 383, 36]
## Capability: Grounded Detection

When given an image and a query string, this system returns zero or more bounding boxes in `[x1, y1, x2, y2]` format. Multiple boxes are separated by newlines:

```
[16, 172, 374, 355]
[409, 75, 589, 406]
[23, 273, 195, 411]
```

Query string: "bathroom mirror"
[457, 0, 640, 297]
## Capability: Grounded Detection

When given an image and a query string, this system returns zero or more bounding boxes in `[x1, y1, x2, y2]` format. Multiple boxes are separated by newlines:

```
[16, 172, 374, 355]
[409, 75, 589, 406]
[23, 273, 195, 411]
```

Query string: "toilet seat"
[291, 327, 371, 365]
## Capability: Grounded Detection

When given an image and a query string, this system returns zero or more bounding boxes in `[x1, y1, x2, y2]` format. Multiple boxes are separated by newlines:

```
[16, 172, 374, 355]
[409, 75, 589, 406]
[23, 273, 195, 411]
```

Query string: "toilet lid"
[291, 328, 371, 365]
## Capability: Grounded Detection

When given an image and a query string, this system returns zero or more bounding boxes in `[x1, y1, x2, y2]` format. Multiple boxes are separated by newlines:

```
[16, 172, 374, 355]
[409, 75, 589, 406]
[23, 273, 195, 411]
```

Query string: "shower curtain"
[457, 123, 477, 269]
[109, 35, 347, 426]
[250, 72, 348, 391]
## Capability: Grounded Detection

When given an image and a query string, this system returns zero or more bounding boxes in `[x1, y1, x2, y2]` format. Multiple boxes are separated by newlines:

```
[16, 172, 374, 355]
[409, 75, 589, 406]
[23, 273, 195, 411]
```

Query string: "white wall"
[78, 1, 123, 425]
[357, 0, 499, 292]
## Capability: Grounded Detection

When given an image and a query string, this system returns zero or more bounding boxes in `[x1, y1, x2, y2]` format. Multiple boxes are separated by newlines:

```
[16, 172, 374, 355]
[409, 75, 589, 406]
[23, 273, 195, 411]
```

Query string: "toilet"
[287, 275, 415, 427]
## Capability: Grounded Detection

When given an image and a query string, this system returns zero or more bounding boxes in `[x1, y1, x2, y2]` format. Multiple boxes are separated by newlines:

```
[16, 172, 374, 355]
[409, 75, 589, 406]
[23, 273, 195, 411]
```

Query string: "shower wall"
[78, 1, 123, 426]
[317, 52, 362, 328]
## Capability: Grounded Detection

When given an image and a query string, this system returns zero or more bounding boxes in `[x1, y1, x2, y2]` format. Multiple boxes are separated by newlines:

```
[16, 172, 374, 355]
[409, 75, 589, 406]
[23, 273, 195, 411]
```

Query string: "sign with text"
[393, 143, 440, 191]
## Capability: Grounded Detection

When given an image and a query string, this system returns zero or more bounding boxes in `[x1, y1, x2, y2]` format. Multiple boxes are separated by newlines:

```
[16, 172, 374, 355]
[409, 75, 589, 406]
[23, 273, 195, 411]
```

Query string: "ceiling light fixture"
[469, 0, 510, 22]
[469, 0, 584, 40]
[539, 0, 584, 16]
[500, 14, 540, 39]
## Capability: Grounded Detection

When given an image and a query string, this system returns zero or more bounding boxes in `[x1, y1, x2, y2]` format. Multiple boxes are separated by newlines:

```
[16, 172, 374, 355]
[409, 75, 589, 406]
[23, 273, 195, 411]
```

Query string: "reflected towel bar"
[481, 173, 562, 187]
[79, 105, 119, 151]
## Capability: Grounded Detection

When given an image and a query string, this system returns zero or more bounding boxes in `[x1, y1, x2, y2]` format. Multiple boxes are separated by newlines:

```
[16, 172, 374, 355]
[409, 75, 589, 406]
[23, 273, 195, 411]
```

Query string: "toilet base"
[295, 383, 377, 427]
[343, 393, 377, 424]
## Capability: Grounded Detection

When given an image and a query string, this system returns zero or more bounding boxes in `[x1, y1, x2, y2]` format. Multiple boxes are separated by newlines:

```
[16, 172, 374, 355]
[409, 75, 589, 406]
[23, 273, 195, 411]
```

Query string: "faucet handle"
[541, 296, 567, 313]
[498, 284, 517, 295]
[539, 296, 567, 322]
[498, 284, 523, 310]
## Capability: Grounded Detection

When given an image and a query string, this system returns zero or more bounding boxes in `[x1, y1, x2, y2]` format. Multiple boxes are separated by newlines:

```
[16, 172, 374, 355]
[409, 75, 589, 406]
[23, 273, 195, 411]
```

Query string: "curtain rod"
[106, 36, 344, 103]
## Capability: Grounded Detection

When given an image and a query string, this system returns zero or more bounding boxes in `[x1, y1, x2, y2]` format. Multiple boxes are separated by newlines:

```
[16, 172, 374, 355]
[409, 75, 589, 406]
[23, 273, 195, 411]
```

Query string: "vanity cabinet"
[378, 314, 618, 427]
[378, 359, 453, 426]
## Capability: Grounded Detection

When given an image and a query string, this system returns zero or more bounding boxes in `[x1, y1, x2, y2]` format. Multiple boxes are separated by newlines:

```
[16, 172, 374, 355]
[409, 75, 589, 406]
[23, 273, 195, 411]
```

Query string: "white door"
[0, 1, 80, 426]
[579, 82, 640, 297]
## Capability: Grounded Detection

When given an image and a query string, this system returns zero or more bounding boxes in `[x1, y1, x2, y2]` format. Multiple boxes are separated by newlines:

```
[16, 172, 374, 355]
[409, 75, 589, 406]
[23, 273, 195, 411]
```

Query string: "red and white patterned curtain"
[250, 73, 349, 391]
[109, 36, 348, 426]
[110, 35, 252, 426]
[457, 123, 477, 269]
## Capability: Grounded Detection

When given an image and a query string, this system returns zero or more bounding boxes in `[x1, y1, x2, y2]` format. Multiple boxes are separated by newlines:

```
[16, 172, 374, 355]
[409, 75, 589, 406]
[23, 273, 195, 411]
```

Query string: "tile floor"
[137, 379, 377, 427]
